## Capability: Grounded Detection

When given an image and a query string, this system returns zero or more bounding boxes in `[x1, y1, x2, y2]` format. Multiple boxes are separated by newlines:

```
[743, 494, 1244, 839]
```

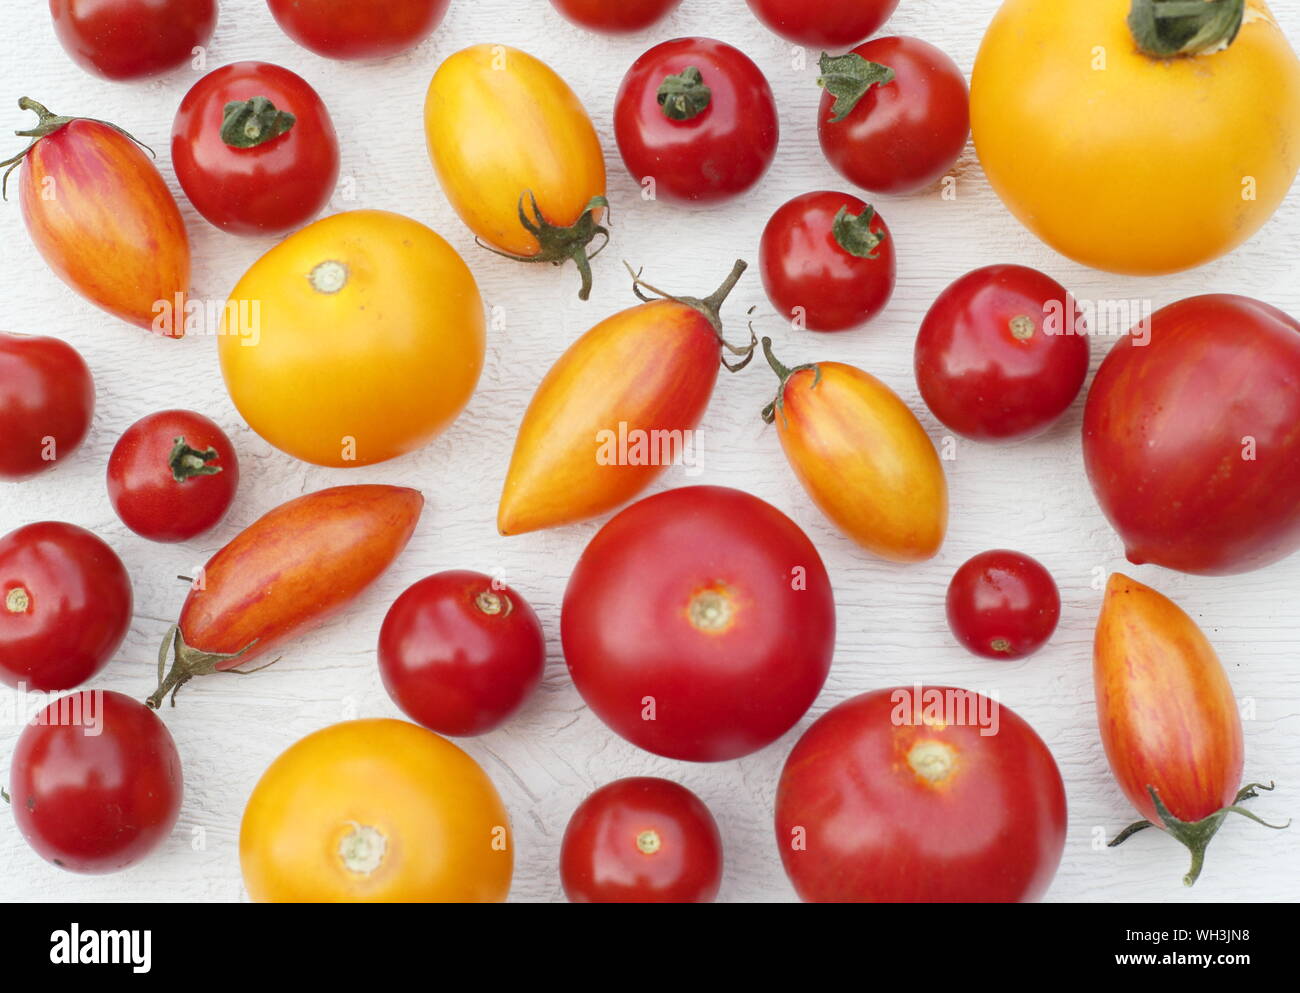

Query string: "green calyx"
[1128, 0, 1245, 57]
[168, 436, 223, 482]
[623, 259, 757, 372]
[478, 191, 610, 301]
[832, 204, 887, 259]
[760, 336, 821, 426]
[148, 623, 272, 709]
[657, 66, 712, 121]
[818, 52, 895, 124]
[221, 96, 296, 148]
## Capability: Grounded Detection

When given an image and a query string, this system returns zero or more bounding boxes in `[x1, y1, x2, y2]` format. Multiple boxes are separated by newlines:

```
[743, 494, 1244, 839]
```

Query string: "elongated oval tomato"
[149, 484, 423, 708]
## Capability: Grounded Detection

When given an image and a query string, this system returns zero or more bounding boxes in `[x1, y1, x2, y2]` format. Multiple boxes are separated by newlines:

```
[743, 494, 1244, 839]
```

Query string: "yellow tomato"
[971, 0, 1300, 274]
[219, 210, 484, 468]
[240, 720, 513, 903]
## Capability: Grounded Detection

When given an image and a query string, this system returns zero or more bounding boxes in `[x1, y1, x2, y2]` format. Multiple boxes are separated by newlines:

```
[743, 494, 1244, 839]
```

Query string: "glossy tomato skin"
[562, 486, 835, 762]
[50, 0, 216, 80]
[819, 36, 969, 195]
[746, 0, 898, 48]
[560, 778, 723, 903]
[267, 0, 449, 60]
[946, 550, 1060, 660]
[776, 687, 1067, 902]
[106, 410, 238, 543]
[615, 37, 779, 205]
[0, 523, 132, 692]
[1082, 295, 1300, 575]
[172, 61, 339, 236]
[760, 191, 895, 332]
[378, 571, 546, 736]
[916, 265, 1089, 441]
[11, 691, 182, 873]
[0, 332, 94, 481]
[550, 0, 681, 33]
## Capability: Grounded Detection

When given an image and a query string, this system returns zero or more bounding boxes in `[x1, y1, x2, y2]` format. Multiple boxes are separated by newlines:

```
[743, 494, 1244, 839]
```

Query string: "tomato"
[745, 0, 898, 47]
[171, 61, 339, 237]
[10, 691, 182, 873]
[3, 99, 190, 336]
[549, 0, 681, 33]
[266, 0, 449, 61]
[106, 410, 238, 543]
[498, 261, 752, 536]
[945, 550, 1059, 660]
[50, 0, 216, 81]
[776, 687, 1067, 902]
[425, 45, 608, 299]
[818, 36, 969, 195]
[149, 485, 422, 708]
[759, 338, 947, 562]
[0, 523, 132, 692]
[1083, 295, 1300, 575]
[218, 210, 484, 467]
[240, 719, 512, 902]
[614, 37, 779, 205]
[562, 486, 835, 762]
[560, 778, 723, 903]
[759, 191, 894, 333]
[0, 332, 94, 481]
[915, 265, 1090, 441]
[972, 0, 1300, 275]
[378, 571, 546, 737]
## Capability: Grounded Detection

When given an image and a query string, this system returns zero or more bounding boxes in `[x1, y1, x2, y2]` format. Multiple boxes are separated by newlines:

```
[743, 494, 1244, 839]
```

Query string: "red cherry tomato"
[945, 550, 1060, 660]
[0, 332, 94, 481]
[10, 690, 183, 873]
[106, 410, 238, 543]
[171, 61, 340, 237]
[549, 0, 681, 33]
[377, 570, 546, 736]
[760, 191, 895, 332]
[266, 0, 449, 61]
[745, 0, 899, 48]
[49, 0, 216, 81]
[615, 37, 779, 205]
[915, 264, 1090, 441]
[560, 778, 723, 903]
[0, 523, 132, 692]
[562, 485, 835, 762]
[818, 36, 969, 195]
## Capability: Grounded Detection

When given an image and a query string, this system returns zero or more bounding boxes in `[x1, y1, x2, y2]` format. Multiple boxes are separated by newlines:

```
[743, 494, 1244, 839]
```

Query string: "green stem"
[818, 52, 895, 123]
[623, 259, 757, 372]
[657, 67, 711, 121]
[759, 337, 821, 426]
[832, 204, 887, 259]
[476, 191, 610, 301]
[1128, 0, 1245, 57]
[221, 96, 296, 148]
[168, 437, 223, 482]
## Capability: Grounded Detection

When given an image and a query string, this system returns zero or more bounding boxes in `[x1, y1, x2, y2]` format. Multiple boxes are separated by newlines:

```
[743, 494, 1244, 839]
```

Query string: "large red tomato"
[745, 0, 898, 48]
[0, 332, 94, 481]
[49, 0, 216, 81]
[266, 0, 449, 61]
[549, 0, 681, 33]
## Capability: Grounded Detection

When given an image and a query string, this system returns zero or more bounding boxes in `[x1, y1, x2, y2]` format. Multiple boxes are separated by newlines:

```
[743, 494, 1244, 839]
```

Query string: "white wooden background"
[2, 0, 1298, 904]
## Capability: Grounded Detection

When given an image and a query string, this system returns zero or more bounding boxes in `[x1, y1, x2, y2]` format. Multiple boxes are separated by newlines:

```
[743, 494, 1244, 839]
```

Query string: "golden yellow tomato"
[240, 720, 513, 903]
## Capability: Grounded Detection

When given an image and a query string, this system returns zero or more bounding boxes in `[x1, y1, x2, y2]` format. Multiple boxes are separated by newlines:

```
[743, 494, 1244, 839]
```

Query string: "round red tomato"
[266, 0, 449, 61]
[776, 687, 1067, 902]
[0, 332, 94, 481]
[946, 550, 1060, 660]
[106, 409, 238, 543]
[49, 0, 216, 81]
[0, 523, 132, 692]
[172, 61, 339, 236]
[746, 0, 898, 48]
[615, 37, 779, 205]
[560, 778, 723, 903]
[561, 485, 835, 762]
[10, 690, 183, 873]
[549, 0, 681, 33]
[818, 36, 969, 195]
[915, 264, 1090, 441]
[377, 570, 546, 736]
[760, 191, 895, 332]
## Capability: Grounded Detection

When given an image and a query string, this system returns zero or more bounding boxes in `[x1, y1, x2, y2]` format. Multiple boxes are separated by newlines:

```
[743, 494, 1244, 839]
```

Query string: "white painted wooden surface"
[2, 0, 1298, 904]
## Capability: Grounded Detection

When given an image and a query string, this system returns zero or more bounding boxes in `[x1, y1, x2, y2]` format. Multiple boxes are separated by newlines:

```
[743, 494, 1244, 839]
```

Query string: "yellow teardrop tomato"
[240, 720, 513, 903]
[971, 0, 1300, 274]
[218, 209, 485, 468]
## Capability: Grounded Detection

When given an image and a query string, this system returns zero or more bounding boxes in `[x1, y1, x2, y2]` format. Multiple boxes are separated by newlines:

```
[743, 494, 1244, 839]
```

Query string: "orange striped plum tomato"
[424, 44, 608, 299]
[758, 337, 947, 562]
[218, 210, 484, 468]
[240, 719, 513, 902]
[497, 261, 755, 536]
[2, 98, 189, 335]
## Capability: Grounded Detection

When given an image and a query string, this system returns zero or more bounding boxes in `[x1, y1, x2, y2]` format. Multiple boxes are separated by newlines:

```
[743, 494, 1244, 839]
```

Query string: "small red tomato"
[945, 550, 1060, 660]
[915, 265, 1090, 441]
[760, 191, 895, 332]
[377, 570, 546, 737]
[106, 410, 238, 543]
[745, 0, 899, 48]
[172, 61, 340, 237]
[560, 778, 723, 903]
[0, 523, 132, 692]
[49, 0, 216, 81]
[818, 36, 969, 195]
[615, 37, 779, 205]
[549, 0, 681, 33]
[266, 0, 449, 61]
[0, 332, 94, 481]
[10, 690, 183, 873]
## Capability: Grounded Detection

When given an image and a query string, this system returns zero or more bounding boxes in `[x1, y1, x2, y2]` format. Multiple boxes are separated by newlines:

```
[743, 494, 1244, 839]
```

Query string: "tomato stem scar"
[907, 739, 957, 785]
[309, 260, 348, 294]
[339, 822, 387, 875]
[5, 586, 29, 613]
[475, 589, 512, 616]
[688, 589, 733, 632]
[636, 829, 662, 855]
[1009, 315, 1035, 340]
